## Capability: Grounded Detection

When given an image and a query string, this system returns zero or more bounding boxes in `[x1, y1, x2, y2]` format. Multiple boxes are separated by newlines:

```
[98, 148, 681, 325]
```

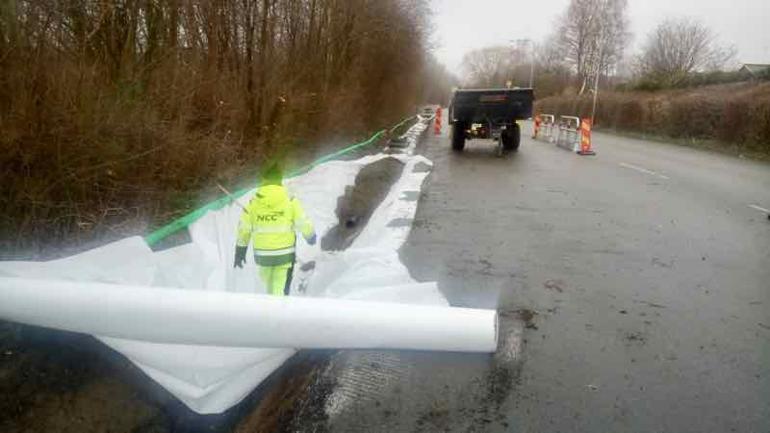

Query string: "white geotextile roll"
[0, 277, 498, 353]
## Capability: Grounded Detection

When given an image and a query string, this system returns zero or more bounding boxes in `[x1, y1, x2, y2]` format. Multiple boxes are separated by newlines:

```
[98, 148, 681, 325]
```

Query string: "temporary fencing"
[556, 115, 581, 152]
[531, 113, 596, 156]
[540, 114, 556, 142]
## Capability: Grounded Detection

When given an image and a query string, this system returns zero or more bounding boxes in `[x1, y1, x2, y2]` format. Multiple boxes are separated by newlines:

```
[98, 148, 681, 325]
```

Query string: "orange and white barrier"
[534, 114, 595, 155]
[532, 114, 556, 142]
[434, 107, 442, 135]
[578, 118, 595, 155]
[542, 114, 556, 142]
[556, 115, 581, 152]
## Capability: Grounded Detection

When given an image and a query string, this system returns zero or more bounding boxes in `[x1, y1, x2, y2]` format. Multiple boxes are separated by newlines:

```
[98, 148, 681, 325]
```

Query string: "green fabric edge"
[144, 116, 416, 246]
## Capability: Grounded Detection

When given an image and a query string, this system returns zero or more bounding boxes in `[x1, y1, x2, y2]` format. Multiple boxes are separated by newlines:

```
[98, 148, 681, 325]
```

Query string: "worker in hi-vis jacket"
[234, 164, 316, 296]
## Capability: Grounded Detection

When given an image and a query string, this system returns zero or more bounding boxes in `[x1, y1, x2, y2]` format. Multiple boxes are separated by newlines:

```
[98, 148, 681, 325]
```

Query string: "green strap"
[144, 116, 415, 246]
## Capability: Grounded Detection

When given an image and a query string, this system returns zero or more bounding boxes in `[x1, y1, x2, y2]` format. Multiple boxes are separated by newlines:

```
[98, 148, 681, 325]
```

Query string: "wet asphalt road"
[313, 123, 770, 432]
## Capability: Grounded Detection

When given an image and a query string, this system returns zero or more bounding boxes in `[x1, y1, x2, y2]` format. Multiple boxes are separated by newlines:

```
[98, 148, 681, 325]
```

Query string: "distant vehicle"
[448, 88, 534, 152]
[419, 105, 438, 118]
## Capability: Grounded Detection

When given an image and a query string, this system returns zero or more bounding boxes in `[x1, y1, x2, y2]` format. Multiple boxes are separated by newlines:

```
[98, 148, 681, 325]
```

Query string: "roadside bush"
[615, 99, 645, 131]
[535, 82, 770, 155]
[747, 100, 770, 153]
[629, 70, 751, 91]
[666, 95, 722, 138]
[717, 100, 751, 143]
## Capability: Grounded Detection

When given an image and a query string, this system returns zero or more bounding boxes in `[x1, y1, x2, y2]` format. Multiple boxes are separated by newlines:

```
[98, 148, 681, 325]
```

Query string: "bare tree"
[461, 45, 526, 88]
[537, 35, 568, 72]
[0, 0, 441, 255]
[555, 0, 630, 94]
[635, 18, 736, 85]
[532, 37, 574, 97]
[421, 55, 458, 105]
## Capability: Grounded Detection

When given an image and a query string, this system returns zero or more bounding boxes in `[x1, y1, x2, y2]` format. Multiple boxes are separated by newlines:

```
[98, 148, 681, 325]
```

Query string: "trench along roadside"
[231, 156, 409, 433]
[0, 132, 415, 433]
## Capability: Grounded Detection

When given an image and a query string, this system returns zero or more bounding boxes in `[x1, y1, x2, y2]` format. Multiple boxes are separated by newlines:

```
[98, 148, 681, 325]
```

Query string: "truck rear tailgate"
[451, 89, 534, 124]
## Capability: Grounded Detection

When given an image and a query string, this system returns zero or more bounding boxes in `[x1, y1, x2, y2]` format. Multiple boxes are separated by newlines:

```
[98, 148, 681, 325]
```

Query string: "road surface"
[295, 122, 770, 432]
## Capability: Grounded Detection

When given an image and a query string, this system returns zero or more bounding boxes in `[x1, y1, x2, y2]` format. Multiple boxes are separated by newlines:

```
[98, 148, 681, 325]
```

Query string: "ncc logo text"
[256, 213, 283, 222]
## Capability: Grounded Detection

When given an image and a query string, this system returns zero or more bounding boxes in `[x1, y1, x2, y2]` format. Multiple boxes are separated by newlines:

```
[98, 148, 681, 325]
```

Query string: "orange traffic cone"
[578, 118, 596, 155]
[533, 115, 542, 139]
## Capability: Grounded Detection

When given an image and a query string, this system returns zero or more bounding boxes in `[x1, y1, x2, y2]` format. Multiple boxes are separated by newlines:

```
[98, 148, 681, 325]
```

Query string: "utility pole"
[590, 28, 605, 125]
[591, 0, 611, 125]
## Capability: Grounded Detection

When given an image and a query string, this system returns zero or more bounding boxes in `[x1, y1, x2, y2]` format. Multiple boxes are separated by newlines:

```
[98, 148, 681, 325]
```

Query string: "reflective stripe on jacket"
[236, 184, 314, 265]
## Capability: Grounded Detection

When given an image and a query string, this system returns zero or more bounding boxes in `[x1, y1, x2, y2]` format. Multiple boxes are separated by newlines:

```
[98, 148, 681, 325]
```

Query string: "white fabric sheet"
[0, 122, 497, 413]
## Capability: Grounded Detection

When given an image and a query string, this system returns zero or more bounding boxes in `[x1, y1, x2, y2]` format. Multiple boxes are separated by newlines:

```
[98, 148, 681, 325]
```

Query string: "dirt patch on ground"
[321, 157, 405, 250]
[543, 279, 567, 293]
[623, 331, 648, 347]
[233, 352, 334, 433]
[0, 323, 171, 433]
[500, 308, 539, 330]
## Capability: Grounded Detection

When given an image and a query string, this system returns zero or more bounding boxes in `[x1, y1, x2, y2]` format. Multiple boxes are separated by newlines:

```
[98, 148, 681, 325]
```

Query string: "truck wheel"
[502, 124, 521, 151]
[451, 122, 466, 151]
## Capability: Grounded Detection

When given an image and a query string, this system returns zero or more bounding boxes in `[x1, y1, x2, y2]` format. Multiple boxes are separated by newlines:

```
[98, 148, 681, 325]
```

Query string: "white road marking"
[620, 162, 655, 175]
[748, 204, 770, 213]
[619, 162, 670, 180]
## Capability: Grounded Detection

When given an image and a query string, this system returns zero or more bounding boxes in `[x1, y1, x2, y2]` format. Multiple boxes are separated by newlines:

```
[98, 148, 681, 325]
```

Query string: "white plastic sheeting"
[0, 278, 496, 352]
[0, 122, 497, 413]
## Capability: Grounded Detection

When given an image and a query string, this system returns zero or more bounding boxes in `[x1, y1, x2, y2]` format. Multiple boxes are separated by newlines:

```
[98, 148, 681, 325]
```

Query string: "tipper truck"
[448, 88, 535, 152]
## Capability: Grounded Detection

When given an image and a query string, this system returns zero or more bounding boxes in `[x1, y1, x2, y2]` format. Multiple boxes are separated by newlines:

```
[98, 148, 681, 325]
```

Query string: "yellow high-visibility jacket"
[236, 185, 315, 266]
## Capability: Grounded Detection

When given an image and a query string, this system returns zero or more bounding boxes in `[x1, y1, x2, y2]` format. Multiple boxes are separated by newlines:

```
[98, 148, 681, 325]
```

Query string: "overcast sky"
[430, 0, 770, 74]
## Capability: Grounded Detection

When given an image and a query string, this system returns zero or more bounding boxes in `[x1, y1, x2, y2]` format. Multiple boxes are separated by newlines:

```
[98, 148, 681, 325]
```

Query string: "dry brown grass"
[0, 58, 246, 257]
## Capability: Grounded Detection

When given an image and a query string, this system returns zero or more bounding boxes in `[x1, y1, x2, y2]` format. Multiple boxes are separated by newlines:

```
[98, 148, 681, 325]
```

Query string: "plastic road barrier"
[534, 114, 556, 143]
[579, 118, 596, 155]
[556, 115, 581, 152]
[532, 114, 542, 139]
